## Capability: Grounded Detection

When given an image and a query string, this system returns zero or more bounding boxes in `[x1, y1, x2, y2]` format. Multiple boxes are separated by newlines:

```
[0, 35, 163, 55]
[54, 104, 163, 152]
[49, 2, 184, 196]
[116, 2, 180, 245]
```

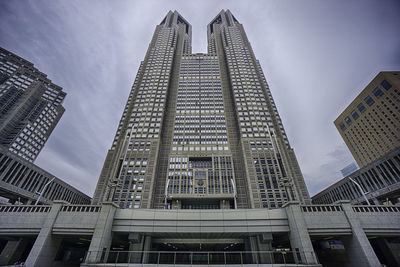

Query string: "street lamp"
[35, 176, 55, 205]
[348, 177, 371, 206]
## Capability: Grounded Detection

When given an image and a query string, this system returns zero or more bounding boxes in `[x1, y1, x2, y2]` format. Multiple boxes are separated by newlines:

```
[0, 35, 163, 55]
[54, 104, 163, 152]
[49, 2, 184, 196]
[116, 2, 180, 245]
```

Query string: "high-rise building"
[0, 47, 66, 162]
[334, 71, 400, 168]
[1, 11, 399, 267]
[93, 10, 310, 209]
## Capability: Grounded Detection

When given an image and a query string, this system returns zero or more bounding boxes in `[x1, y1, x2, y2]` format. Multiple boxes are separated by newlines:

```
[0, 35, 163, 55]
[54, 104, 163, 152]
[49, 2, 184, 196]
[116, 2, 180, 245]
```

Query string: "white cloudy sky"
[0, 0, 399, 197]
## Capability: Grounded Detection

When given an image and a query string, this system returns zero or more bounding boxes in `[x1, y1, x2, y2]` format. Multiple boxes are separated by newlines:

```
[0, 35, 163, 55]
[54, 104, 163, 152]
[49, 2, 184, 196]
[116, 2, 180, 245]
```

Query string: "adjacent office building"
[93, 10, 310, 210]
[334, 71, 400, 168]
[0, 47, 66, 163]
[313, 72, 400, 206]
[0, 47, 90, 204]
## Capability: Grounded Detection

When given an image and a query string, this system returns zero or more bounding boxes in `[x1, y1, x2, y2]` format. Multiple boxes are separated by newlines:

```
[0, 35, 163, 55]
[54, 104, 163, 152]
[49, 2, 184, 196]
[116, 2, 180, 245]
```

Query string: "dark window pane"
[340, 123, 346, 131]
[373, 87, 383, 98]
[345, 116, 352, 126]
[381, 80, 392, 90]
[357, 103, 366, 113]
[365, 96, 375, 106]
[351, 110, 359, 120]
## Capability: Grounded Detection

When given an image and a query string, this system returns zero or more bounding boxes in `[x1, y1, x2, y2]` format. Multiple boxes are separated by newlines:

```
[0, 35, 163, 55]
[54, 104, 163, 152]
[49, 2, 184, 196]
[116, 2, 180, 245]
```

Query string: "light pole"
[230, 178, 237, 209]
[35, 176, 55, 205]
[164, 179, 170, 209]
[348, 177, 371, 206]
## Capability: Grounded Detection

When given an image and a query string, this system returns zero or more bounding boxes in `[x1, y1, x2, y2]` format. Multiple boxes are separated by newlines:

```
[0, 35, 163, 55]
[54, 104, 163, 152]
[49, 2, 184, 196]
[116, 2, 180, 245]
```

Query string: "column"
[128, 233, 143, 263]
[85, 202, 118, 263]
[24, 201, 66, 267]
[284, 201, 318, 264]
[0, 238, 30, 265]
[257, 233, 273, 264]
[339, 201, 381, 267]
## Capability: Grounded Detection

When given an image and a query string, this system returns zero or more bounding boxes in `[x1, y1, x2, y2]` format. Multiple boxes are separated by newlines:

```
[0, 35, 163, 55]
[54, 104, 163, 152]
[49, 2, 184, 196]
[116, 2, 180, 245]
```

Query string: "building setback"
[93, 10, 310, 211]
[0, 47, 66, 163]
[334, 71, 400, 168]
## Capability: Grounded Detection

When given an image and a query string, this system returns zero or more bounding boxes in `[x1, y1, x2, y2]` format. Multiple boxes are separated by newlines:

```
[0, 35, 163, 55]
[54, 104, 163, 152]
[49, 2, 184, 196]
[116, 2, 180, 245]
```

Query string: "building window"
[357, 103, 366, 113]
[364, 96, 374, 106]
[351, 110, 359, 120]
[340, 123, 346, 131]
[373, 87, 383, 98]
[381, 80, 392, 90]
[345, 117, 352, 126]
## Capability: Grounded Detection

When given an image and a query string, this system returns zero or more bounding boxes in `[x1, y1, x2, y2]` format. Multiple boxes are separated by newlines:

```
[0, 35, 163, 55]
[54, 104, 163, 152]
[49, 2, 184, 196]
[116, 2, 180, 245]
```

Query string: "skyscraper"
[93, 10, 310, 209]
[0, 47, 66, 162]
[334, 71, 400, 168]
[0, 47, 90, 205]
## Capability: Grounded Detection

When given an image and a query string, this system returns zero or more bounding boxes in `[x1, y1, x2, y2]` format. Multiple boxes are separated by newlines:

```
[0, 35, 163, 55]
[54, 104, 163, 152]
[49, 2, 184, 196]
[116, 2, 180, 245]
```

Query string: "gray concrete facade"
[0, 201, 399, 266]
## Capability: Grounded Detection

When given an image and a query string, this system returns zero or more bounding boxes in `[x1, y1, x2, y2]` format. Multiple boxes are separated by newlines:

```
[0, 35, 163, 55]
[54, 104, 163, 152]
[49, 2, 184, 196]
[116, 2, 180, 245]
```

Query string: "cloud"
[1, 0, 399, 198]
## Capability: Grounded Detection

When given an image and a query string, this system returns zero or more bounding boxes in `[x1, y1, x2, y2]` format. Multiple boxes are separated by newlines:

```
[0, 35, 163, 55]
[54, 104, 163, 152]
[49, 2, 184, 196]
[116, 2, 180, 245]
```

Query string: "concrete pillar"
[248, 236, 259, 263]
[142, 236, 152, 263]
[24, 201, 66, 267]
[339, 201, 381, 267]
[0, 238, 30, 265]
[85, 202, 118, 264]
[128, 234, 143, 263]
[257, 234, 273, 264]
[284, 201, 318, 264]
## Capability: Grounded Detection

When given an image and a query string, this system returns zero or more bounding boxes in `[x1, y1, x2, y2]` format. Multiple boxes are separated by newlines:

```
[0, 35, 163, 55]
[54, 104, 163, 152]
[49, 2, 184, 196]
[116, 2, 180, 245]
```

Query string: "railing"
[0, 205, 51, 213]
[61, 205, 101, 212]
[85, 250, 318, 265]
[301, 205, 343, 212]
[352, 205, 400, 213]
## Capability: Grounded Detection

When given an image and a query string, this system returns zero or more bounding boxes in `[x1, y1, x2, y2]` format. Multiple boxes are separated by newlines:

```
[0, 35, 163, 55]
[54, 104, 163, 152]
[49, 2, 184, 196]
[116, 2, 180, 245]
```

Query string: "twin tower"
[93, 10, 310, 210]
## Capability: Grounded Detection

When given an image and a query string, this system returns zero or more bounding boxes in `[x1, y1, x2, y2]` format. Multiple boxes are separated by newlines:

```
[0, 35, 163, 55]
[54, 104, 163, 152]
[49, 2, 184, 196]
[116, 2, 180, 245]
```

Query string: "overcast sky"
[0, 0, 399, 197]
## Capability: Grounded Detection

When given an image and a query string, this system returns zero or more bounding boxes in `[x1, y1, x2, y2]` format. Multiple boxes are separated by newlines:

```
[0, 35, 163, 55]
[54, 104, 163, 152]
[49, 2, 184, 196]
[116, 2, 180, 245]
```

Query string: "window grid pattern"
[0, 47, 65, 162]
[336, 73, 400, 167]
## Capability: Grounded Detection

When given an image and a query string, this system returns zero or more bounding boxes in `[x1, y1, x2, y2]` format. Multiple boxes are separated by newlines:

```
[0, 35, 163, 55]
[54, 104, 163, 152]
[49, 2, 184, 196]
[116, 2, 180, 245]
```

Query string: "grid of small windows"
[167, 156, 234, 196]
[0, 48, 65, 106]
[0, 48, 66, 162]
[111, 26, 178, 208]
[172, 55, 229, 152]
[217, 21, 304, 205]
[338, 77, 400, 167]
[127, 29, 176, 140]
[113, 158, 148, 209]
[9, 103, 62, 162]
[221, 27, 289, 148]
[253, 156, 288, 208]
